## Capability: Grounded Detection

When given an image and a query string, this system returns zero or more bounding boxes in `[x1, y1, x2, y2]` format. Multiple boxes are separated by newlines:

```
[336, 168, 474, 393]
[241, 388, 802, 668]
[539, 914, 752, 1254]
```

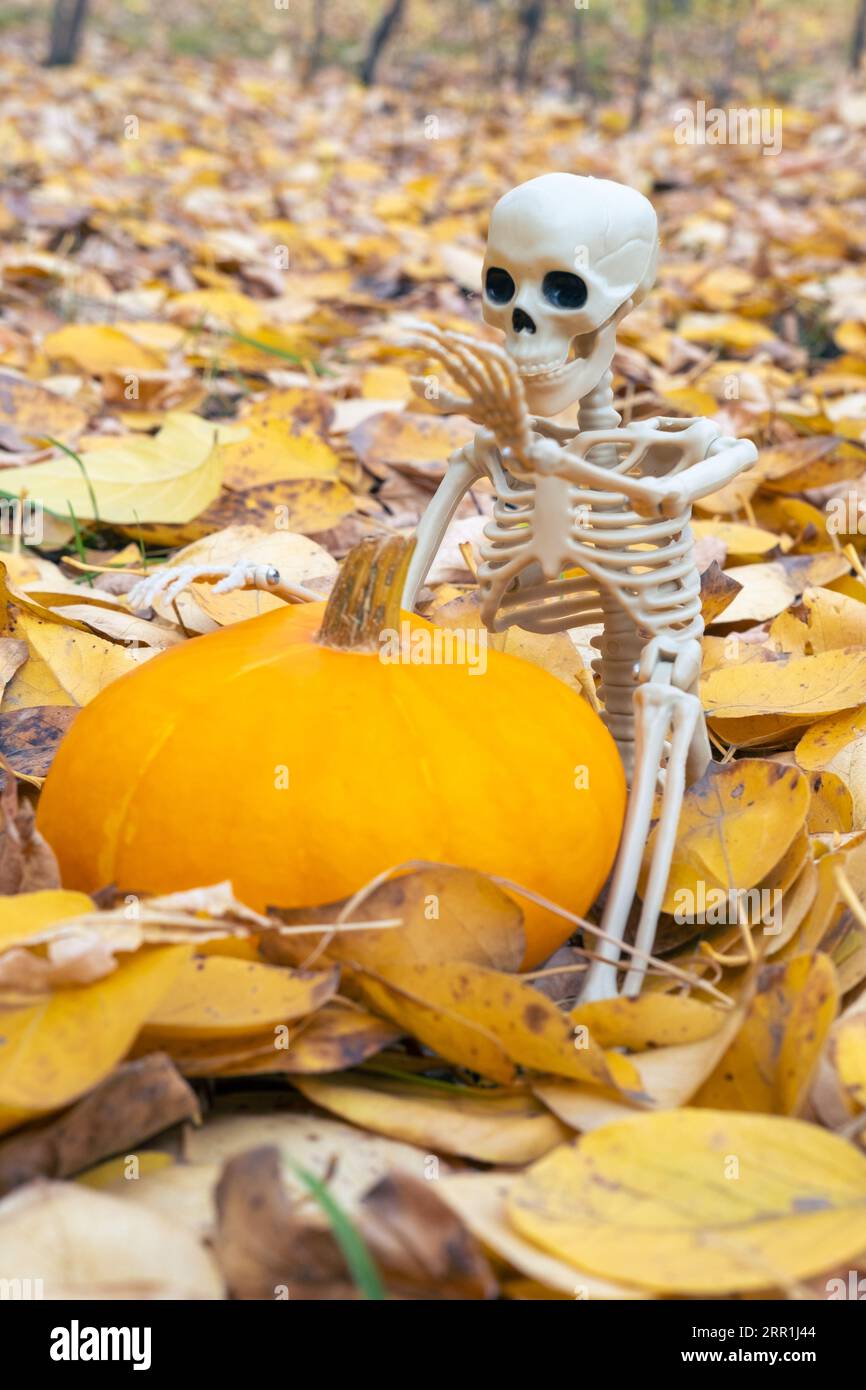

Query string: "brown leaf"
[213, 1144, 356, 1300]
[356, 1170, 496, 1299]
[0, 1053, 198, 1197]
[0, 706, 78, 782]
[700, 560, 742, 624]
[212, 1144, 495, 1300]
[0, 769, 59, 893]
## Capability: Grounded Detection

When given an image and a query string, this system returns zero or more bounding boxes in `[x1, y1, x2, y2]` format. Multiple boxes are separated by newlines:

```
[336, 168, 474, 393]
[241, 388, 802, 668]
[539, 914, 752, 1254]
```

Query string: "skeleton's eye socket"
[542, 271, 588, 310]
[485, 267, 516, 304]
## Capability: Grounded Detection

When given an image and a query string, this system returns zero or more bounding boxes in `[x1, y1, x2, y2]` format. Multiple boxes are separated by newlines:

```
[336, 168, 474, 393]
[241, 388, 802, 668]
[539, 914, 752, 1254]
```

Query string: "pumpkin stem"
[317, 535, 415, 652]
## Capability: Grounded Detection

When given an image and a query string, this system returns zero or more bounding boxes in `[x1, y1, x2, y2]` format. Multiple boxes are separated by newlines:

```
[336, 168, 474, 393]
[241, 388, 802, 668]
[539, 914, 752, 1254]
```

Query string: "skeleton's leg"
[402, 449, 481, 609]
[582, 675, 706, 1001]
[127, 561, 317, 611]
[621, 687, 701, 996]
[686, 675, 712, 784]
[580, 680, 669, 1001]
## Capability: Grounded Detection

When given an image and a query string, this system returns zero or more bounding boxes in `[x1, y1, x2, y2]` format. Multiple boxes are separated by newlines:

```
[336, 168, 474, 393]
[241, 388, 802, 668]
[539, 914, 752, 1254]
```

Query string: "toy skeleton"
[130, 174, 757, 1001]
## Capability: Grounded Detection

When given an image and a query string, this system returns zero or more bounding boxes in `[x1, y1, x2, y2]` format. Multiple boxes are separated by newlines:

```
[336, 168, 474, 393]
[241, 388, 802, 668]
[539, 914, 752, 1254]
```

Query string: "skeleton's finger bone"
[409, 332, 486, 406]
[449, 332, 517, 418]
[436, 334, 495, 403]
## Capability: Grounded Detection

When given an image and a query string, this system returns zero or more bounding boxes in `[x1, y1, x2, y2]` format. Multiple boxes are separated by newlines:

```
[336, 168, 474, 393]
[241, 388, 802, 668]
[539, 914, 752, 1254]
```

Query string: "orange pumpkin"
[37, 538, 625, 967]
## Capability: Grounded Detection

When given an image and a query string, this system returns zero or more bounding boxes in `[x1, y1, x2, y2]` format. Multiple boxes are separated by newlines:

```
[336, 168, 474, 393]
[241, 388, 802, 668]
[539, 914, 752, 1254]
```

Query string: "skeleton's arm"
[644, 435, 758, 512]
[532, 427, 756, 517]
[529, 437, 660, 501]
[402, 446, 483, 609]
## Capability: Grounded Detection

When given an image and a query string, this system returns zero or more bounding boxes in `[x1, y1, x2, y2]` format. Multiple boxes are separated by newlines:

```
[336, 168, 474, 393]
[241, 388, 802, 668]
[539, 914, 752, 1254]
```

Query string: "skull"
[481, 173, 658, 416]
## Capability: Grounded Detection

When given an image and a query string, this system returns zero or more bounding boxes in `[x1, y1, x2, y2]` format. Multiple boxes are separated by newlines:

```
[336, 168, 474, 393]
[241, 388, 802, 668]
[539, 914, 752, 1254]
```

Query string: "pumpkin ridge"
[98, 689, 189, 889]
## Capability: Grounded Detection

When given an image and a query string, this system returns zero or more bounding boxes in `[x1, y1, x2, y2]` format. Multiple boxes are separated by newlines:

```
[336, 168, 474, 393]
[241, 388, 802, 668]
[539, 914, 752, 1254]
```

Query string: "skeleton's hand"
[128, 560, 282, 611]
[630, 476, 690, 520]
[403, 322, 533, 470]
[527, 437, 564, 476]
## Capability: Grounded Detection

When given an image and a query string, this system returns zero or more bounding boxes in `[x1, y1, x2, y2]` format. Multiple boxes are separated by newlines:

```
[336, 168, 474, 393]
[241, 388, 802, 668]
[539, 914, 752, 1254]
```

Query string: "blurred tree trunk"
[306, 1, 327, 79]
[851, 0, 866, 71]
[515, 0, 546, 91]
[711, 0, 741, 104]
[46, 0, 89, 67]
[474, 0, 504, 88]
[629, 0, 659, 130]
[569, 4, 588, 99]
[361, 0, 407, 86]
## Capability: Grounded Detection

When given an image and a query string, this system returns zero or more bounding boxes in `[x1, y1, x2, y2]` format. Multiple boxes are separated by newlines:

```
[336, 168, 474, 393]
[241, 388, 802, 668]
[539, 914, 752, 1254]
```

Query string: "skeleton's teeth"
[517, 359, 571, 378]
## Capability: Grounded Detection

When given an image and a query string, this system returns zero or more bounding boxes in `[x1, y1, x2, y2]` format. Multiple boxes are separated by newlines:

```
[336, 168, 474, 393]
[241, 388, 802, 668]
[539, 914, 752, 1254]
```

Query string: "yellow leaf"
[835, 1010, 866, 1110]
[0, 889, 94, 952]
[198, 1003, 400, 1077]
[534, 997, 746, 1129]
[570, 993, 727, 1051]
[143, 955, 338, 1038]
[695, 954, 839, 1114]
[703, 648, 866, 719]
[219, 418, 340, 489]
[806, 770, 855, 834]
[167, 288, 266, 332]
[797, 706, 866, 829]
[361, 365, 413, 402]
[678, 313, 775, 352]
[265, 865, 526, 974]
[508, 1110, 866, 1293]
[0, 370, 88, 444]
[713, 556, 849, 625]
[690, 519, 781, 560]
[77, 1150, 174, 1189]
[348, 410, 473, 474]
[294, 1072, 569, 1165]
[440, 1171, 645, 1299]
[43, 324, 166, 375]
[836, 321, 866, 358]
[0, 946, 188, 1129]
[5, 611, 153, 707]
[659, 386, 718, 417]
[642, 759, 810, 914]
[353, 960, 642, 1092]
[0, 413, 224, 525]
[770, 587, 866, 655]
[245, 387, 334, 435]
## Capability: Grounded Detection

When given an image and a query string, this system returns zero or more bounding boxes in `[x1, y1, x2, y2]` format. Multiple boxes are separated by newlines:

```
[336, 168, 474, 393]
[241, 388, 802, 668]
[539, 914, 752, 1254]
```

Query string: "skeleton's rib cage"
[477, 422, 712, 644]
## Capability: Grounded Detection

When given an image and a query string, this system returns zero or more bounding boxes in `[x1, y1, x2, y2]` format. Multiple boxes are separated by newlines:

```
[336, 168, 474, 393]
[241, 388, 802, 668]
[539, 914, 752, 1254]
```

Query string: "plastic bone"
[402, 173, 758, 1000]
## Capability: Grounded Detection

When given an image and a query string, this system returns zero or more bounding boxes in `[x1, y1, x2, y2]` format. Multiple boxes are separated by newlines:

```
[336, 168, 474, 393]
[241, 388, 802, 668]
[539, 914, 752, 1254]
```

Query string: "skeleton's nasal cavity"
[512, 308, 536, 334]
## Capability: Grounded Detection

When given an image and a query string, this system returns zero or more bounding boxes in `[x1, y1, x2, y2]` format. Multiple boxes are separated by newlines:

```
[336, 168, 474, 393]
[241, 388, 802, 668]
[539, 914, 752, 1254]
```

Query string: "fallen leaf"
[294, 1072, 570, 1164]
[0, 1179, 222, 1297]
[0, 1052, 198, 1196]
[143, 956, 339, 1038]
[508, 1110, 866, 1293]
